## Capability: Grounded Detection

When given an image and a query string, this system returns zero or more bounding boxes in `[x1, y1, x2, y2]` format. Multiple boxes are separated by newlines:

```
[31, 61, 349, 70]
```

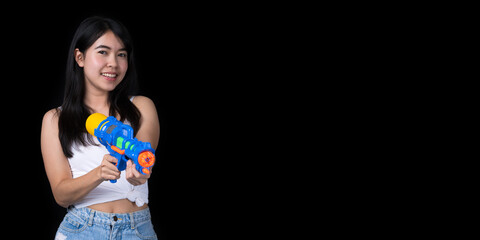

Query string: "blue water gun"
[86, 113, 156, 183]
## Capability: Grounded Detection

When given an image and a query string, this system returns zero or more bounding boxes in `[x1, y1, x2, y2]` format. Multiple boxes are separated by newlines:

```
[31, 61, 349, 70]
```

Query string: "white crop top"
[66, 97, 149, 208]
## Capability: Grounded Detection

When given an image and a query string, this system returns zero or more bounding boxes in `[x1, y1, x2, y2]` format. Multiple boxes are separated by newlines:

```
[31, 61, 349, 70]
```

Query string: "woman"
[41, 16, 160, 239]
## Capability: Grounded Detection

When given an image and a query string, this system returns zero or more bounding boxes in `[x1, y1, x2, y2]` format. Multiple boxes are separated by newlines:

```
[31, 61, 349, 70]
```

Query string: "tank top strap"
[130, 96, 136, 102]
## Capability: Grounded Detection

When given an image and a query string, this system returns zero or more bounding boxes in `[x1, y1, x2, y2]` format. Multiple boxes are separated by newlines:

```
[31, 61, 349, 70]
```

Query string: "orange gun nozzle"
[138, 151, 155, 168]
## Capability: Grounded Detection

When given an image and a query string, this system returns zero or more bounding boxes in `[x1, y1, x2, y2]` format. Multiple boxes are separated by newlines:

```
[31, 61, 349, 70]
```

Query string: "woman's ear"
[74, 48, 85, 67]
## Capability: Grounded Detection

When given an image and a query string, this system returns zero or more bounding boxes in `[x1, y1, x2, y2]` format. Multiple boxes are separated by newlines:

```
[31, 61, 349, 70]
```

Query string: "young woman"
[41, 16, 160, 239]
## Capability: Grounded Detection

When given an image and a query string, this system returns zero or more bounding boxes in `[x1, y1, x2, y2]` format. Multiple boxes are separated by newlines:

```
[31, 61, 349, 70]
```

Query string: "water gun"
[86, 113, 156, 183]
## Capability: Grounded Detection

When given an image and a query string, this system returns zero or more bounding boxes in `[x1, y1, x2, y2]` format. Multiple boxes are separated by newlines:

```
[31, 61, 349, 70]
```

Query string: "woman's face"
[75, 30, 128, 93]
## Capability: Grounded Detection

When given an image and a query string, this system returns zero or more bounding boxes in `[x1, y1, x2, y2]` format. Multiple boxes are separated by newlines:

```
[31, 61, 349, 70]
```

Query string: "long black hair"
[59, 16, 140, 158]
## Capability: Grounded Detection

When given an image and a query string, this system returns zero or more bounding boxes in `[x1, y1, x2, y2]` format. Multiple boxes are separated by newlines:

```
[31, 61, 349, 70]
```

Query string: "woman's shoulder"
[42, 108, 60, 125]
[131, 95, 153, 103]
[41, 108, 61, 135]
[131, 96, 158, 122]
[131, 96, 156, 110]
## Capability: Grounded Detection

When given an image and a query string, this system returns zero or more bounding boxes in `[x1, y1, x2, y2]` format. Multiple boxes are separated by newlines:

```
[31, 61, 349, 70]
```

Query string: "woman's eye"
[118, 53, 127, 57]
[98, 50, 107, 55]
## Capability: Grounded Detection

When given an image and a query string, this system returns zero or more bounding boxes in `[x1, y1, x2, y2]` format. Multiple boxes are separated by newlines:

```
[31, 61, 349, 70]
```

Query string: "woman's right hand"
[98, 154, 121, 181]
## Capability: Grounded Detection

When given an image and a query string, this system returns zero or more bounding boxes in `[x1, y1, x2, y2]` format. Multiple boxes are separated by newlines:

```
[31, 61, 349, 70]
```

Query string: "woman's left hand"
[126, 160, 151, 186]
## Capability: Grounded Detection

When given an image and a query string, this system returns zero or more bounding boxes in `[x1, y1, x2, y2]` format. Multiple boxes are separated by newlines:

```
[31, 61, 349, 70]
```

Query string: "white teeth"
[101, 73, 117, 78]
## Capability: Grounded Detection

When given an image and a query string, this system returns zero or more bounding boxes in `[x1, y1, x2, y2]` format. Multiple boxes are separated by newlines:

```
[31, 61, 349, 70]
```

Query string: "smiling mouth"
[101, 73, 117, 78]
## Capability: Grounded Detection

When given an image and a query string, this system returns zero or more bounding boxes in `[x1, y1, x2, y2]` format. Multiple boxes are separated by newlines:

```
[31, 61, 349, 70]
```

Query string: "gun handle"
[106, 148, 120, 184]
[106, 145, 126, 185]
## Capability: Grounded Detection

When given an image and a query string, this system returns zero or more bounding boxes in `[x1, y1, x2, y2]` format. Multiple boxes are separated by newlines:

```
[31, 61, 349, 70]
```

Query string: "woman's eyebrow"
[94, 45, 127, 51]
[95, 45, 111, 50]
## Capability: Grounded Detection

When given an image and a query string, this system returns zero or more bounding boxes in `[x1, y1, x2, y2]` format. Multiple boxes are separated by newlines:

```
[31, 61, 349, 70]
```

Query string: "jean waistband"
[67, 206, 151, 226]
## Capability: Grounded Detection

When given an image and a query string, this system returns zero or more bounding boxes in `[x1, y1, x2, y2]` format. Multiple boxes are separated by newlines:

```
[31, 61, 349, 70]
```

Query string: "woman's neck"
[84, 92, 110, 115]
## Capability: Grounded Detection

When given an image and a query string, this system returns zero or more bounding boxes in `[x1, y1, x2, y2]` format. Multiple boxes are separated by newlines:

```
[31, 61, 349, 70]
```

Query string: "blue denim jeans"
[55, 206, 157, 240]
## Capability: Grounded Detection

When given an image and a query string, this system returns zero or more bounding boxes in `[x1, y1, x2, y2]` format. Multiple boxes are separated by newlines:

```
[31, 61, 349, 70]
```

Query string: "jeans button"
[113, 216, 118, 221]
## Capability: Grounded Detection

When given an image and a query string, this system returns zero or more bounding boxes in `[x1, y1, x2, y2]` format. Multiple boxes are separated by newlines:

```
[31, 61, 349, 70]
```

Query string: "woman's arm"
[40, 109, 120, 207]
[125, 96, 160, 185]
[132, 96, 160, 150]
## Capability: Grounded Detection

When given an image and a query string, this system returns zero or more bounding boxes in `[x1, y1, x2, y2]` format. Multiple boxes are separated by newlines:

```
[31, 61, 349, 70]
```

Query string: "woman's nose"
[107, 55, 118, 68]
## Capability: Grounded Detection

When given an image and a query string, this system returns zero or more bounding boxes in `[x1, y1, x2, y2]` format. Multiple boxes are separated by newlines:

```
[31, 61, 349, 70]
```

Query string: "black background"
[0, 4, 281, 239]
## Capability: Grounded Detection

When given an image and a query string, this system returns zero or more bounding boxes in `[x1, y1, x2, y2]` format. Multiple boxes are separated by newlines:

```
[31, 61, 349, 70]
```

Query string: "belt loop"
[130, 212, 135, 229]
[88, 209, 95, 226]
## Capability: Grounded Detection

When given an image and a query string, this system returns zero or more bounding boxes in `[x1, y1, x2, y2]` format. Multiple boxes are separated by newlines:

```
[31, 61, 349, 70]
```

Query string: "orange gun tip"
[138, 151, 155, 168]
